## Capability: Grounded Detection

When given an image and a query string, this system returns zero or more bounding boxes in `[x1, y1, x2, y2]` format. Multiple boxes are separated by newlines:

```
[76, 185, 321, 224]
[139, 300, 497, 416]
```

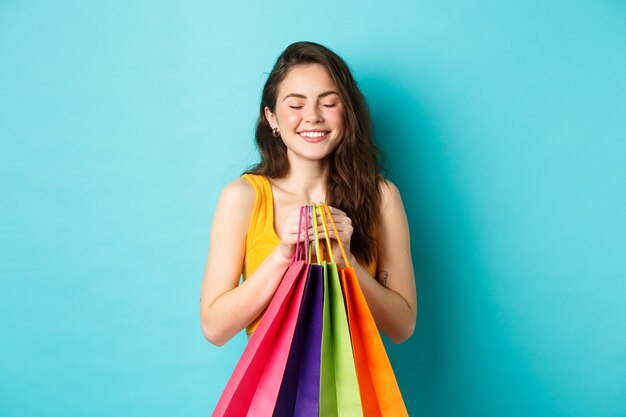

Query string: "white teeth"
[299, 131, 327, 138]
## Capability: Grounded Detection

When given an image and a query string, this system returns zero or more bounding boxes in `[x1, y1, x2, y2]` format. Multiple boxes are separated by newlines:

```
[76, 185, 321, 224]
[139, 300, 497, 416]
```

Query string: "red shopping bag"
[212, 207, 311, 417]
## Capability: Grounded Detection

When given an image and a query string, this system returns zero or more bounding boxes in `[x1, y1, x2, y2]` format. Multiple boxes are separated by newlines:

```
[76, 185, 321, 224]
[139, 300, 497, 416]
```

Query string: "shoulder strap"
[241, 174, 276, 242]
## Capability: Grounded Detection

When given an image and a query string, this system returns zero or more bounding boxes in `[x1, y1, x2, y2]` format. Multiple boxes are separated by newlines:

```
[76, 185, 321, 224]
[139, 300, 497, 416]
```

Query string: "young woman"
[200, 41, 416, 346]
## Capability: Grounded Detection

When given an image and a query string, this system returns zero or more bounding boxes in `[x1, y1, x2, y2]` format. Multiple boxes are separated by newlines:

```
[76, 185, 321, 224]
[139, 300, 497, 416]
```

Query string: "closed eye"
[289, 106, 303, 110]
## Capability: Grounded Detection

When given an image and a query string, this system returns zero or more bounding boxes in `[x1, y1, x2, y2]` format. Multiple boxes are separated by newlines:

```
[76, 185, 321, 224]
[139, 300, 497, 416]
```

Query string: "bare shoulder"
[213, 177, 256, 226]
[217, 177, 255, 207]
[378, 177, 402, 210]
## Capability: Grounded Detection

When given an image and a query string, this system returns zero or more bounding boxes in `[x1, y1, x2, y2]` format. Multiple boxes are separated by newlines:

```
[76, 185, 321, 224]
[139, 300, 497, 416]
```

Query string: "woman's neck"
[277, 157, 329, 203]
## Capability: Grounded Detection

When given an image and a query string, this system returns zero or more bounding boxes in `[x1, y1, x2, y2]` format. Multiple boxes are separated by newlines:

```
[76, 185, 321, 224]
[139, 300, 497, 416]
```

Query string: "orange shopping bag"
[323, 205, 409, 417]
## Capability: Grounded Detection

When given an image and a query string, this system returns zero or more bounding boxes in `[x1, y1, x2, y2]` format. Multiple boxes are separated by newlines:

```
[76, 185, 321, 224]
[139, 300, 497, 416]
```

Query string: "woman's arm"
[323, 180, 417, 343]
[364, 180, 417, 343]
[199, 178, 304, 346]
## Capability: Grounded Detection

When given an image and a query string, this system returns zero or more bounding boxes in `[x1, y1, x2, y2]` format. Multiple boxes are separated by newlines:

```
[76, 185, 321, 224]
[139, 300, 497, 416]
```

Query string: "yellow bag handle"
[315, 204, 335, 264]
[316, 204, 352, 268]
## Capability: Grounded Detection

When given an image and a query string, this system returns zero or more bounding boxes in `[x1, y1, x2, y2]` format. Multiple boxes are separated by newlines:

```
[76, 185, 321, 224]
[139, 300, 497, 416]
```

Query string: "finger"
[315, 214, 345, 228]
[317, 222, 344, 232]
[312, 231, 345, 241]
[317, 206, 343, 216]
[320, 213, 347, 228]
[316, 226, 336, 237]
[327, 206, 346, 216]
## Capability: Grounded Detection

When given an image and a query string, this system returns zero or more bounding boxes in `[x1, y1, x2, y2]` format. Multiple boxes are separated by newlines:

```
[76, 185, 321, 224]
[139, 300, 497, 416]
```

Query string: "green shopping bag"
[315, 205, 363, 417]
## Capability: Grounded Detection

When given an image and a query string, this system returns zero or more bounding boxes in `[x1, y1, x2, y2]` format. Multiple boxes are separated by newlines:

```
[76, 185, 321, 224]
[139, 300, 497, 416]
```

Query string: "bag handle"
[321, 204, 352, 268]
[292, 205, 310, 264]
[304, 205, 310, 262]
[316, 204, 335, 264]
[307, 205, 314, 264]
[311, 205, 322, 264]
[294, 204, 352, 267]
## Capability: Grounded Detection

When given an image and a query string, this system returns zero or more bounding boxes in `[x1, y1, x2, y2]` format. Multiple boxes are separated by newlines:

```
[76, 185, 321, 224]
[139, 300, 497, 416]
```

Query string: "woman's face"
[265, 63, 345, 163]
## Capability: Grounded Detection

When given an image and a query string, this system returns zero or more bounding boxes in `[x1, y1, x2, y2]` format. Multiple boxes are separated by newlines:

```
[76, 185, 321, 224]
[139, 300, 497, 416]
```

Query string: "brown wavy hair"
[244, 41, 384, 265]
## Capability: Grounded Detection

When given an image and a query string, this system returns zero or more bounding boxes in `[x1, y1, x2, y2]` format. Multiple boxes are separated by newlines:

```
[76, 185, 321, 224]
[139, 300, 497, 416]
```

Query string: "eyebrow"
[282, 91, 340, 101]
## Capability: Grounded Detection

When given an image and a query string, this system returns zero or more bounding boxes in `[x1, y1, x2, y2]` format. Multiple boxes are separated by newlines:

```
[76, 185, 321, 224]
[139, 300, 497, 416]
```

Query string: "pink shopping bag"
[212, 207, 311, 417]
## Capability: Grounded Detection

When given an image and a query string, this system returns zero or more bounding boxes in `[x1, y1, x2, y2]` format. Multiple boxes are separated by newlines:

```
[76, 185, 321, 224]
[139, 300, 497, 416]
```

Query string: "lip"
[297, 130, 330, 143]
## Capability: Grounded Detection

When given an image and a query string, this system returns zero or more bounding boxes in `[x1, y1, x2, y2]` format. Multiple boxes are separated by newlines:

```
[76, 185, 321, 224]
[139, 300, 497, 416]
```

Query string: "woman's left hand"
[314, 205, 354, 267]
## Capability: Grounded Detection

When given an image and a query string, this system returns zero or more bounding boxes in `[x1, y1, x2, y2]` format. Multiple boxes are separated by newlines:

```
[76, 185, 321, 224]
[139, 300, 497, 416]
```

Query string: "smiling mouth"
[298, 131, 330, 143]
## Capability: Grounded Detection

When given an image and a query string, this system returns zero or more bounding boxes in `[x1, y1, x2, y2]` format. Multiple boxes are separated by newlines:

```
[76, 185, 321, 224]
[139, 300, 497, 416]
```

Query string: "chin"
[287, 143, 339, 162]
[302, 154, 330, 162]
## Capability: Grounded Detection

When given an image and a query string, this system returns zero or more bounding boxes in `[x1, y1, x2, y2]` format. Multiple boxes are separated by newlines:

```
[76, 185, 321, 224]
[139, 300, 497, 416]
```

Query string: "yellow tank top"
[241, 174, 377, 334]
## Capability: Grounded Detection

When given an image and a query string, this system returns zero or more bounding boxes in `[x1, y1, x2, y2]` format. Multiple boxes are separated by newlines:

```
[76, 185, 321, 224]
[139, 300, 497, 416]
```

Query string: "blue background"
[1, 1, 625, 416]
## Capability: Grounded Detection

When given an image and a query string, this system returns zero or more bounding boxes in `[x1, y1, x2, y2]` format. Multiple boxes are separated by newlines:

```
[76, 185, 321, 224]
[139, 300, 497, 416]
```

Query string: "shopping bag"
[212, 207, 310, 417]
[323, 205, 409, 417]
[273, 263, 324, 417]
[339, 267, 408, 417]
[317, 206, 364, 417]
[275, 205, 323, 417]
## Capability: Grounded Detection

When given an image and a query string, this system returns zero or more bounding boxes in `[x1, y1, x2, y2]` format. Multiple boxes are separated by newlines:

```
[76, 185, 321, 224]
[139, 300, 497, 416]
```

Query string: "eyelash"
[289, 104, 337, 109]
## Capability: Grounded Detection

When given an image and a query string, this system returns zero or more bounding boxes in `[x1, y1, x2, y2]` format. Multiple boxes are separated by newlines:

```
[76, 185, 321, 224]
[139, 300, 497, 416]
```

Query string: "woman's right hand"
[201, 182, 310, 346]
[276, 206, 310, 262]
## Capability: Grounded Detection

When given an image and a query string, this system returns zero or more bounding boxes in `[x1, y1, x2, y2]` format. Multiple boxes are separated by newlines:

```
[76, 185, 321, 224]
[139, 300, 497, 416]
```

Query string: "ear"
[264, 106, 277, 129]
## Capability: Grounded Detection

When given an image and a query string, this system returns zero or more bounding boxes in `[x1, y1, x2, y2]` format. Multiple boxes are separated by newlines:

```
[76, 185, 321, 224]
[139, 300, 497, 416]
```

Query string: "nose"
[303, 105, 323, 124]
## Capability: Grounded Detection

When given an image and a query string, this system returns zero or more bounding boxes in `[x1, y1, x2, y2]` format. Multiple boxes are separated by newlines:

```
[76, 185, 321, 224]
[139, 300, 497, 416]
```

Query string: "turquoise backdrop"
[1, 1, 625, 416]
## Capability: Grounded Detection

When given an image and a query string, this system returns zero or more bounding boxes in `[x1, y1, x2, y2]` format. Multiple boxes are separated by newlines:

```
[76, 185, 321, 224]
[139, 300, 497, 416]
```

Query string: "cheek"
[277, 110, 302, 128]
[328, 107, 345, 129]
